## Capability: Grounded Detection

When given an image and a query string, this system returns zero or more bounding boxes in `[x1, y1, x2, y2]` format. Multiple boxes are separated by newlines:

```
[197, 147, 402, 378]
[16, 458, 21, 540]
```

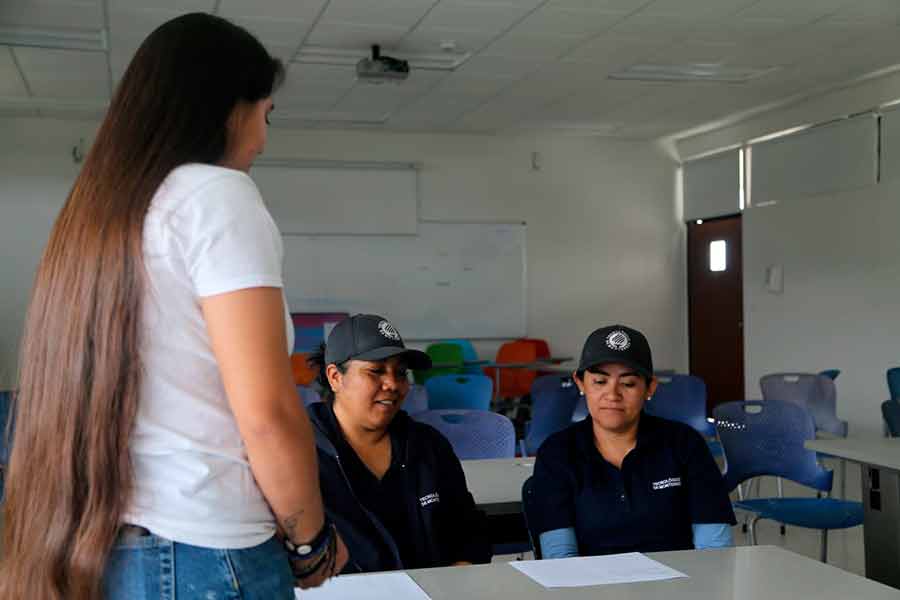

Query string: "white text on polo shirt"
[419, 492, 440, 507]
[652, 477, 682, 490]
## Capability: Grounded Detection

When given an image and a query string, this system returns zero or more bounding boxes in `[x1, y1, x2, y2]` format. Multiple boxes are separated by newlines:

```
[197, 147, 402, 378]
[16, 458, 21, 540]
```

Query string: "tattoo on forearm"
[281, 509, 305, 539]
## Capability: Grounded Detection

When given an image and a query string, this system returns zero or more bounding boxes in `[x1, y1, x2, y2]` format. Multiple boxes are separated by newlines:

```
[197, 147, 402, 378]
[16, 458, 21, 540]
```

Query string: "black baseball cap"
[324, 314, 431, 370]
[577, 324, 653, 379]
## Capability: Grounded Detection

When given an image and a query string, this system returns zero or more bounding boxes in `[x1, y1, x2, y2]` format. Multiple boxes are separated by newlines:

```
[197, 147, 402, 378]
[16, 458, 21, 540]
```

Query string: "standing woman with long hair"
[0, 13, 346, 599]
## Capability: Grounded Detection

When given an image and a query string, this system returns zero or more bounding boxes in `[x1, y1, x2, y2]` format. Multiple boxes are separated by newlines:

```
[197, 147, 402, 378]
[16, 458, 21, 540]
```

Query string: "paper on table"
[509, 552, 688, 588]
[294, 572, 431, 600]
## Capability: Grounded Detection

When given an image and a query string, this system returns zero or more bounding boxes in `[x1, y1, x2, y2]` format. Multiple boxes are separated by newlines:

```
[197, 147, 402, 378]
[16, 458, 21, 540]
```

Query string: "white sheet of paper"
[509, 553, 688, 588]
[295, 572, 431, 600]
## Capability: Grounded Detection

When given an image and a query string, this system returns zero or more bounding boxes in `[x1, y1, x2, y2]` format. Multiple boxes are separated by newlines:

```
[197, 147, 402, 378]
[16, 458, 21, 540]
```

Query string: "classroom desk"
[406, 546, 899, 600]
[805, 437, 900, 589]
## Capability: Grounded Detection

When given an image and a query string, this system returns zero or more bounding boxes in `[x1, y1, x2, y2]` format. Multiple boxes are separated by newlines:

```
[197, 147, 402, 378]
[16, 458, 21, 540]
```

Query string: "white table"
[405, 546, 899, 599]
[806, 437, 900, 589]
[462, 458, 533, 515]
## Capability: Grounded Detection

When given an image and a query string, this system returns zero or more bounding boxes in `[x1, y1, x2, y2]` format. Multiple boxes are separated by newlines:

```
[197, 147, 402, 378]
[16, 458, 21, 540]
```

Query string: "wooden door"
[688, 215, 744, 413]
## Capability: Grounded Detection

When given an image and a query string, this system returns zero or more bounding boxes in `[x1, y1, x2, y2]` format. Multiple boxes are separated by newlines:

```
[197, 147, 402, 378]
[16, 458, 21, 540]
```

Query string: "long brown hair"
[0, 13, 283, 599]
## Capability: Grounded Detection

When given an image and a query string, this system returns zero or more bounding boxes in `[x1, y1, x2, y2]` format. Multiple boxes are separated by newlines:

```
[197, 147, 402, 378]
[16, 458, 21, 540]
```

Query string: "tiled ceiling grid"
[1, 0, 900, 138]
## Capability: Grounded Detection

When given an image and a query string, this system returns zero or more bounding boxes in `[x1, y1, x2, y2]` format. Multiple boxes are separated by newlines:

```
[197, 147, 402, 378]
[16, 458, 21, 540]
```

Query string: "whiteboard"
[251, 163, 418, 235]
[282, 222, 526, 339]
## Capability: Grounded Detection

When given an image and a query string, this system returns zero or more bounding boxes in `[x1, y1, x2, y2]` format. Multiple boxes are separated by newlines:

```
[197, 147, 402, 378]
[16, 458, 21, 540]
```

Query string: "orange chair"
[485, 340, 539, 399]
[291, 352, 317, 386]
[518, 338, 553, 377]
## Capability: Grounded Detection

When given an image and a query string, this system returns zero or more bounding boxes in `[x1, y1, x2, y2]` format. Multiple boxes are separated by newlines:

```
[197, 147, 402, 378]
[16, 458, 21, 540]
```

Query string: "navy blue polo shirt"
[530, 413, 735, 556]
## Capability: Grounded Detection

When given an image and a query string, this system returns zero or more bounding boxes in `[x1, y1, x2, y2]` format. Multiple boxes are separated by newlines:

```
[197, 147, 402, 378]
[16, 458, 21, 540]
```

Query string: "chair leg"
[820, 529, 829, 563]
[776, 477, 786, 535]
[748, 515, 761, 546]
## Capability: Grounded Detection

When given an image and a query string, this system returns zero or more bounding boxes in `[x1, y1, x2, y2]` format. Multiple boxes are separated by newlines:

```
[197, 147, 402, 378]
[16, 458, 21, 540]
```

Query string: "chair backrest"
[403, 384, 430, 415]
[759, 372, 846, 437]
[296, 385, 321, 407]
[518, 338, 550, 360]
[571, 394, 588, 422]
[291, 352, 317, 386]
[714, 400, 832, 493]
[413, 409, 515, 460]
[415, 343, 465, 383]
[819, 369, 841, 380]
[882, 400, 900, 437]
[888, 368, 900, 401]
[442, 339, 482, 374]
[486, 340, 539, 398]
[521, 476, 542, 559]
[0, 390, 12, 466]
[644, 374, 714, 437]
[524, 375, 579, 455]
[425, 374, 493, 411]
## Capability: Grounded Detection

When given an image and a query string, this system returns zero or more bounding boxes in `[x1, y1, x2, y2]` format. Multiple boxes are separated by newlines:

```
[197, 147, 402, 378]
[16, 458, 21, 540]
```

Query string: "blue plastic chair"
[403, 384, 429, 415]
[819, 369, 840, 380]
[888, 367, 900, 401]
[714, 400, 863, 562]
[760, 373, 848, 437]
[425, 374, 492, 411]
[882, 400, 900, 437]
[413, 409, 515, 460]
[443, 339, 482, 374]
[523, 375, 579, 456]
[643, 374, 722, 458]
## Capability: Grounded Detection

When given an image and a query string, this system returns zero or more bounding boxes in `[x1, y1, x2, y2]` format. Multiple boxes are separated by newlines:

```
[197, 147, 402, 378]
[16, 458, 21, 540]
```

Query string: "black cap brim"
[578, 357, 652, 380]
[352, 346, 432, 370]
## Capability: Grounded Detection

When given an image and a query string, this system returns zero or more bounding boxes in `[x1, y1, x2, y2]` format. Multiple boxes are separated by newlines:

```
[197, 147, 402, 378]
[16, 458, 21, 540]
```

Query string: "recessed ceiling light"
[293, 46, 470, 71]
[0, 25, 107, 52]
[609, 63, 778, 83]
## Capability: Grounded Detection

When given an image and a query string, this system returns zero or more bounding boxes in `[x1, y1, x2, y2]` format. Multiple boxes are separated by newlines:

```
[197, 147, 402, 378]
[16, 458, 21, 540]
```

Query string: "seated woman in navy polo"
[530, 325, 735, 558]
[306, 314, 492, 573]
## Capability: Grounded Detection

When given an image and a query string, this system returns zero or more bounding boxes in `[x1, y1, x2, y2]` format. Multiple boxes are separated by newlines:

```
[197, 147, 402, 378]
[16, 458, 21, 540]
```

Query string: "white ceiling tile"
[646, 40, 738, 65]
[0, 47, 28, 96]
[108, 0, 212, 11]
[513, 6, 626, 36]
[545, 0, 651, 11]
[830, 0, 900, 21]
[228, 16, 311, 46]
[14, 47, 108, 99]
[396, 27, 494, 55]
[283, 63, 357, 86]
[735, 0, 847, 25]
[429, 71, 515, 95]
[639, 0, 757, 20]
[0, 0, 103, 30]
[108, 8, 186, 41]
[217, 0, 326, 21]
[417, 2, 532, 34]
[608, 14, 700, 41]
[483, 32, 588, 60]
[455, 54, 544, 79]
[562, 34, 666, 67]
[690, 18, 797, 44]
[320, 0, 437, 28]
[305, 22, 409, 49]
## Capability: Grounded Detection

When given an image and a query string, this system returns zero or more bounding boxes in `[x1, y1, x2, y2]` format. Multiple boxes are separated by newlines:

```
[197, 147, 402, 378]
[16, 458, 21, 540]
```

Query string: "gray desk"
[406, 546, 899, 599]
[462, 458, 533, 515]
[806, 437, 900, 589]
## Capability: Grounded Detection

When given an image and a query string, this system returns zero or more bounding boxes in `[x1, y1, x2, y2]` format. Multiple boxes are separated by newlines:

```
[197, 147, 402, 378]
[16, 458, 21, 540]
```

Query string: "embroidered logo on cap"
[606, 330, 631, 351]
[378, 320, 401, 341]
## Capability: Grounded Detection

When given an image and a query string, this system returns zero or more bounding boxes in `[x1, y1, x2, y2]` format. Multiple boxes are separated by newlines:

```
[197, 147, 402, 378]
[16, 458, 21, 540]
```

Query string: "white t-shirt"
[124, 163, 294, 549]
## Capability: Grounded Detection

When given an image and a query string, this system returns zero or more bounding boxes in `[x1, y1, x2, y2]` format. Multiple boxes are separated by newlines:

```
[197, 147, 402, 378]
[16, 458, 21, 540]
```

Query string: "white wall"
[676, 68, 900, 438]
[0, 119, 683, 388]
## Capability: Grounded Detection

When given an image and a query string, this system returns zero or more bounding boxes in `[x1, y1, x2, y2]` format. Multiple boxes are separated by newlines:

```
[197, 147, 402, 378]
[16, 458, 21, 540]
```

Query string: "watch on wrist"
[284, 518, 333, 560]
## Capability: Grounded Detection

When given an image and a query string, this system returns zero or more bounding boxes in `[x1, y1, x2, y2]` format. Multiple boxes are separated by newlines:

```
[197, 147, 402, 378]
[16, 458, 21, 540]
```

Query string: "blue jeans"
[104, 528, 295, 599]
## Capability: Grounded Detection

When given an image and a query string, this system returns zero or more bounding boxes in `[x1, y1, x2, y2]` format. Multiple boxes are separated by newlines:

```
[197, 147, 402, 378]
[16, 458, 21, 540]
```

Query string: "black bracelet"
[292, 527, 337, 579]
[283, 517, 333, 560]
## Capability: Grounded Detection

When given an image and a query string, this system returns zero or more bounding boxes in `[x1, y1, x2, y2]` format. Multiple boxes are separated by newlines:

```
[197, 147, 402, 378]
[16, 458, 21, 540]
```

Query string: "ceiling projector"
[356, 45, 409, 83]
